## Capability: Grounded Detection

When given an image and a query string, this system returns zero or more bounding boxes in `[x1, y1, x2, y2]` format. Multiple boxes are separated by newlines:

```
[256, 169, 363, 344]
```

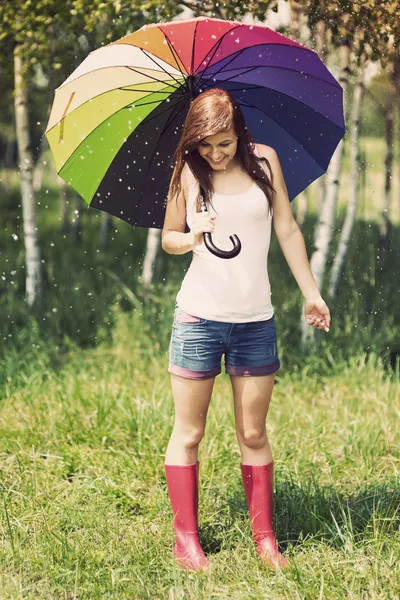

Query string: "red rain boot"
[240, 461, 289, 570]
[164, 461, 210, 572]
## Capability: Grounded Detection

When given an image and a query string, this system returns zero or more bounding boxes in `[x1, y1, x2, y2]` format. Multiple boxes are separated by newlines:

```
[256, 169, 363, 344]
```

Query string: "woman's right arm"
[162, 164, 215, 255]
[162, 164, 195, 255]
[162, 230, 196, 255]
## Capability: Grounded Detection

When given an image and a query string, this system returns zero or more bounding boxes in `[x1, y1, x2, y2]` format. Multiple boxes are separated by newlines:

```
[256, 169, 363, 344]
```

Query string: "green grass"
[0, 135, 399, 597]
[0, 314, 398, 598]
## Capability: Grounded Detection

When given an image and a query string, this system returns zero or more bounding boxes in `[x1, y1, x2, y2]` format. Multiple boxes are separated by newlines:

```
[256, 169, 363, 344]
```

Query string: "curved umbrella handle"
[199, 193, 242, 259]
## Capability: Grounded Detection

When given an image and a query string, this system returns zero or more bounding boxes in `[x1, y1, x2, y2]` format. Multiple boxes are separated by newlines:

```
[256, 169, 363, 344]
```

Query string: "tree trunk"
[14, 46, 43, 308]
[71, 195, 84, 243]
[295, 191, 308, 227]
[100, 211, 112, 249]
[32, 137, 46, 193]
[300, 42, 351, 348]
[58, 176, 69, 234]
[379, 59, 395, 247]
[395, 55, 400, 220]
[328, 58, 366, 299]
[290, 0, 302, 41]
[139, 228, 161, 290]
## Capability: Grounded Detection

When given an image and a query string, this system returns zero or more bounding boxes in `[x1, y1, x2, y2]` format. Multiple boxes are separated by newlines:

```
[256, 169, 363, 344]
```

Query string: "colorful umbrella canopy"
[45, 16, 345, 233]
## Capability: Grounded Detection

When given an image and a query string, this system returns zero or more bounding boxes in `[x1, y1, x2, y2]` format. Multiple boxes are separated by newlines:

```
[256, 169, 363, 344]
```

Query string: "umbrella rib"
[159, 28, 187, 80]
[121, 88, 187, 111]
[193, 23, 243, 78]
[137, 49, 183, 89]
[217, 82, 344, 131]
[198, 47, 247, 91]
[202, 63, 260, 88]
[196, 43, 341, 90]
[125, 66, 182, 91]
[191, 21, 199, 76]
[236, 94, 332, 172]
[119, 86, 181, 94]
[126, 93, 186, 127]
[202, 62, 343, 91]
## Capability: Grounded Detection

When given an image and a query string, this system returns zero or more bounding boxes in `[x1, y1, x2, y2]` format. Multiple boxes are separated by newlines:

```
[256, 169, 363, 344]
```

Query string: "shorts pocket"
[174, 307, 208, 325]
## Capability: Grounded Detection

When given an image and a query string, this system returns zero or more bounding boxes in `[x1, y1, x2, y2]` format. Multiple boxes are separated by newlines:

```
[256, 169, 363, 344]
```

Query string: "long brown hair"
[168, 88, 276, 217]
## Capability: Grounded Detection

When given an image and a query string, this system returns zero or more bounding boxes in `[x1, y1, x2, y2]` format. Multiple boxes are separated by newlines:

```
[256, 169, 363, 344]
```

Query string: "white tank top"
[176, 144, 274, 323]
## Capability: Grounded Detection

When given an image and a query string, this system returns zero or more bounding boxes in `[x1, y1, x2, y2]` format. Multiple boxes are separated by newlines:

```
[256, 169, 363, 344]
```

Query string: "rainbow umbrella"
[45, 16, 345, 239]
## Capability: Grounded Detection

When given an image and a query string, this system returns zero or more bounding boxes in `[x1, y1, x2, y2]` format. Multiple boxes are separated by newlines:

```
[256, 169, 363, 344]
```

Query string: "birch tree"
[298, 0, 395, 347]
[328, 50, 366, 299]
[13, 47, 43, 307]
[327, 3, 400, 298]
[0, 1, 84, 307]
[300, 41, 351, 347]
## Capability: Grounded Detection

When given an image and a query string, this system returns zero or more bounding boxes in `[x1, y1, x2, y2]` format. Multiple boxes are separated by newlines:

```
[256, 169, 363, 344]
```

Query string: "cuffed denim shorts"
[168, 302, 281, 380]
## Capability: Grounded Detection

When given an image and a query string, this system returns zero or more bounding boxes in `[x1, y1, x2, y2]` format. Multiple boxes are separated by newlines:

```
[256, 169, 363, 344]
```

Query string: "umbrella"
[45, 16, 345, 259]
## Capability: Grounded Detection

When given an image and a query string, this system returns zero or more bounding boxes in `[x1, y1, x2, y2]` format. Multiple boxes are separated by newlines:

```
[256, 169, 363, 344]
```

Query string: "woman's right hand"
[191, 211, 216, 246]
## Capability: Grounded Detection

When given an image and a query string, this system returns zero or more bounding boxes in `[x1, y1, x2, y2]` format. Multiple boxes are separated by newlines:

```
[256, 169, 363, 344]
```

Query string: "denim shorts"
[168, 302, 281, 380]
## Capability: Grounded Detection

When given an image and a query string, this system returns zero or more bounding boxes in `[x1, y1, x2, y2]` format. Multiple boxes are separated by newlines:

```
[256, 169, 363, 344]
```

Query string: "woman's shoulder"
[255, 143, 276, 160]
[254, 143, 276, 179]
[181, 162, 198, 208]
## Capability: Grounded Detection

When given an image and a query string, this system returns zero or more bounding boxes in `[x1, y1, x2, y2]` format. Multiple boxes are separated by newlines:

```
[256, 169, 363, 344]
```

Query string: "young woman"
[161, 88, 331, 573]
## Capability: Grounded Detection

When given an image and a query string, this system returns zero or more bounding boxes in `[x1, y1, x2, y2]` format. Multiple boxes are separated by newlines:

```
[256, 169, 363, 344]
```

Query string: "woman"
[161, 88, 330, 573]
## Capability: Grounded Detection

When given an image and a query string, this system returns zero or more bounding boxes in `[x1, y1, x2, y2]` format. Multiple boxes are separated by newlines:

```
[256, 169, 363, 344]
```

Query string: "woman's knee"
[172, 425, 205, 448]
[236, 427, 267, 449]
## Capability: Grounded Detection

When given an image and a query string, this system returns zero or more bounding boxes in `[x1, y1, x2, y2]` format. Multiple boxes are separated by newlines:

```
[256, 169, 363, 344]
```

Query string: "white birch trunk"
[395, 56, 400, 220]
[290, 0, 302, 41]
[328, 59, 366, 299]
[295, 191, 308, 227]
[300, 43, 351, 348]
[139, 228, 161, 290]
[58, 176, 69, 233]
[14, 47, 42, 307]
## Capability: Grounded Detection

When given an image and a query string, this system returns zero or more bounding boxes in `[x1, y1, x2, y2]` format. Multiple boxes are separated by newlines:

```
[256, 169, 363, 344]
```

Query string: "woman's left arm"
[260, 145, 331, 333]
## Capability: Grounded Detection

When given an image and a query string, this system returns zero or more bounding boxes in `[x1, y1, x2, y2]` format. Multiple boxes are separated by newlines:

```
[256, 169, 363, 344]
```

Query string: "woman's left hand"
[304, 296, 330, 332]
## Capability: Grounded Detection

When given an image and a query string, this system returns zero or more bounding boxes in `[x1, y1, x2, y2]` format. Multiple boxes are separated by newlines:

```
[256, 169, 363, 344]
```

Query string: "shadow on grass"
[200, 475, 400, 556]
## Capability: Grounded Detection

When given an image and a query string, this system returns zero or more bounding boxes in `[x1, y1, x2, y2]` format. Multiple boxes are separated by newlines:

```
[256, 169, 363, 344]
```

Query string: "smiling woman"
[167, 89, 276, 219]
[197, 132, 238, 169]
[162, 87, 292, 574]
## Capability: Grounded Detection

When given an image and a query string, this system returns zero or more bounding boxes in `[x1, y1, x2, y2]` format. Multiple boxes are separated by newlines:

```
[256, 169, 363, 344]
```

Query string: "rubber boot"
[164, 461, 210, 572]
[240, 461, 289, 570]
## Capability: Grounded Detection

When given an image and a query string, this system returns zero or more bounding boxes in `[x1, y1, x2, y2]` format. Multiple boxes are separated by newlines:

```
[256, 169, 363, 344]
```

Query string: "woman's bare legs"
[230, 373, 275, 462]
[165, 373, 215, 464]
[164, 372, 216, 571]
[230, 372, 289, 569]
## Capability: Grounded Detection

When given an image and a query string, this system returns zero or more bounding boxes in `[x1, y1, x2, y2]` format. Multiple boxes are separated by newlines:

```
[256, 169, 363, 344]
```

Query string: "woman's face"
[197, 126, 238, 170]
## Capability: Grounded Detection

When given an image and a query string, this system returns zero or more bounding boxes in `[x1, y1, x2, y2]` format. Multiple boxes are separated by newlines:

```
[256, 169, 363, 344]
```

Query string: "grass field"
[0, 135, 399, 598]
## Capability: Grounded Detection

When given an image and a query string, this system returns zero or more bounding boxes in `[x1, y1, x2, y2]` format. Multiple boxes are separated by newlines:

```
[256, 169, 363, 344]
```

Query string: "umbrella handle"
[199, 193, 242, 259]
